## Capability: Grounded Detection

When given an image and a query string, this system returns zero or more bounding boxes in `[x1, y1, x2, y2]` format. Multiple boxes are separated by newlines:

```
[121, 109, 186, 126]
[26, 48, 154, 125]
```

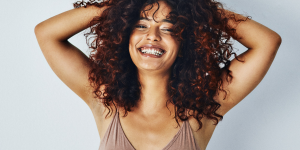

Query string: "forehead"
[140, 1, 172, 21]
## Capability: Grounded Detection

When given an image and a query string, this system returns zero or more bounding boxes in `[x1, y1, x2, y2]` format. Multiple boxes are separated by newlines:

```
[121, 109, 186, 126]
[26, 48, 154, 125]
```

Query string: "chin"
[137, 64, 162, 71]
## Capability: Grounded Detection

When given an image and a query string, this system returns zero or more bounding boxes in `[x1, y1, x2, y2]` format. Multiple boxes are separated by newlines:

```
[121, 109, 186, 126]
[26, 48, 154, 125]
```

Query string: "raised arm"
[34, 5, 107, 106]
[215, 10, 282, 115]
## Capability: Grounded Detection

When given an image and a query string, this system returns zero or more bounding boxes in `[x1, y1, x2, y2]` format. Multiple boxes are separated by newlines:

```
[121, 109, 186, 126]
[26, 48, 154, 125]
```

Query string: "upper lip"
[138, 44, 166, 52]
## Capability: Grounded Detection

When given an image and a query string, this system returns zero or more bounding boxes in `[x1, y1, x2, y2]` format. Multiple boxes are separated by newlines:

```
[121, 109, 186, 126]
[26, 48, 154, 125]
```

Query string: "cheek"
[129, 32, 142, 50]
[166, 38, 180, 54]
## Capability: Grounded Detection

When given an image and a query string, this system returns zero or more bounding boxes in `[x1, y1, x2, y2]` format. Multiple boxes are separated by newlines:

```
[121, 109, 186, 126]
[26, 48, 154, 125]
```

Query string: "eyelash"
[135, 25, 173, 32]
[135, 25, 147, 28]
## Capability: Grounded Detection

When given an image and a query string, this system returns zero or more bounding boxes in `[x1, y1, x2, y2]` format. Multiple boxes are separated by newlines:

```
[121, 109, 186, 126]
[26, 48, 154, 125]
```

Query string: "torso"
[90, 100, 217, 150]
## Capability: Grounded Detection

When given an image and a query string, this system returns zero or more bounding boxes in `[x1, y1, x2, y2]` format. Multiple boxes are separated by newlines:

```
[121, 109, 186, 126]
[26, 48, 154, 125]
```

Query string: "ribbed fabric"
[99, 108, 201, 150]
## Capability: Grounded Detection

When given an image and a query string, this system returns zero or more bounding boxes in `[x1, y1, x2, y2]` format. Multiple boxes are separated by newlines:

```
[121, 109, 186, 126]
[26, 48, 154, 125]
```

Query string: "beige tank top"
[98, 108, 201, 150]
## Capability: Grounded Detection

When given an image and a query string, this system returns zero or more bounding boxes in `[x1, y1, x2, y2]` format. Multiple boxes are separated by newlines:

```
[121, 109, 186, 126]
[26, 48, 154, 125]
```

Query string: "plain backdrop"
[0, 0, 299, 150]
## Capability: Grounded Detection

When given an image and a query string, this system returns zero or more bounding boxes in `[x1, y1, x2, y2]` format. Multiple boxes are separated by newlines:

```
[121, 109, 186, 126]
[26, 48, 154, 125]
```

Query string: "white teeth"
[140, 48, 164, 56]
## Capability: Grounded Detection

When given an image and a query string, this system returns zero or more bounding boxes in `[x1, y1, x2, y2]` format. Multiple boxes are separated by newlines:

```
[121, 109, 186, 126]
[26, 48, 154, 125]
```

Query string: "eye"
[135, 25, 147, 29]
[161, 28, 173, 32]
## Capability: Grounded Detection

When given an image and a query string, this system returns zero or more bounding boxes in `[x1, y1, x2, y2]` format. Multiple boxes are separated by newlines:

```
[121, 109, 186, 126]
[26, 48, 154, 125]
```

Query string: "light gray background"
[0, 0, 299, 149]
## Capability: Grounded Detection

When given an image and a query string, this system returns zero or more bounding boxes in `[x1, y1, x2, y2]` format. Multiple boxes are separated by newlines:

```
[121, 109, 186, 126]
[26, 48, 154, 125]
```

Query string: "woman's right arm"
[34, 5, 107, 107]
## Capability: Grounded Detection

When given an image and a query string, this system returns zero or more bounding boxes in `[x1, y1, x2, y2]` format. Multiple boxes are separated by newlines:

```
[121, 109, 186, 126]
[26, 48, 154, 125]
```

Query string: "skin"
[128, 1, 181, 116]
[35, 1, 281, 150]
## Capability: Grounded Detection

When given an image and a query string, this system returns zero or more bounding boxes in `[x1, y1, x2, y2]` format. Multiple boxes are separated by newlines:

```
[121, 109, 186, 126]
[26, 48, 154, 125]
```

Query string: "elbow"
[270, 31, 282, 49]
[269, 32, 282, 57]
[266, 32, 282, 54]
[34, 24, 43, 45]
[273, 33, 282, 56]
[34, 23, 45, 39]
[34, 21, 52, 40]
[257, 32, 282, 57]
[34, 23, 50, 52]
[273, 32, 282, 48]
[34, 23, 42, 40]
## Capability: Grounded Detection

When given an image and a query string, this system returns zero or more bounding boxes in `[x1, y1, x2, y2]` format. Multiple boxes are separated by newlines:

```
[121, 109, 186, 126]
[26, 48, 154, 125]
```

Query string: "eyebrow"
[139, 17, 175, 24]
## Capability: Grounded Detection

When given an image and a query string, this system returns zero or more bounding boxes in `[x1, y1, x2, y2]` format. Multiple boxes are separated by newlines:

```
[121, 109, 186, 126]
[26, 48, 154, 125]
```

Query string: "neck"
[135, 70, 174, 117]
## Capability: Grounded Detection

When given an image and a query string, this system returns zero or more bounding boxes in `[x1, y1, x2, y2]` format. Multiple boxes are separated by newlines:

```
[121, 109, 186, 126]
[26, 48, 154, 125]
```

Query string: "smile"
[138, 47, 166, 58]
[139, 48, 164, 56]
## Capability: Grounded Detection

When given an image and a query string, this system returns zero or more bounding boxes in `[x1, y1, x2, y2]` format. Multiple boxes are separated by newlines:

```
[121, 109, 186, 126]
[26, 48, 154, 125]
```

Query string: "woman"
[35, 0, 281, 149]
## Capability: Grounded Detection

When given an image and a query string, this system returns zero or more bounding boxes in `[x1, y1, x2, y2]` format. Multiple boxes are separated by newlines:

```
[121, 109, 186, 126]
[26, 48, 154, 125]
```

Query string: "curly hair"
[74, 0, 248, 131]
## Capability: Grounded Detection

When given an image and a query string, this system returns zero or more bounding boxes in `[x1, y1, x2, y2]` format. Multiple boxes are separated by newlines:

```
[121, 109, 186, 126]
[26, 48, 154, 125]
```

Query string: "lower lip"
[138, 49, 165, 58]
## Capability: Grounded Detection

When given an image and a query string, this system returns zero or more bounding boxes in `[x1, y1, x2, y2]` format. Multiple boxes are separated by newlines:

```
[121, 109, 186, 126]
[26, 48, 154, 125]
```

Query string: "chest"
[94, 107, 215, 150]
[118, 113, 184, 150]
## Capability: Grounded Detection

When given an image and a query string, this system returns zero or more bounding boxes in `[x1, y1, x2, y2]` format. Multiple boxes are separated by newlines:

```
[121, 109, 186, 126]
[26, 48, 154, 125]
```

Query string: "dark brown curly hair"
[74, 0, 248, 131]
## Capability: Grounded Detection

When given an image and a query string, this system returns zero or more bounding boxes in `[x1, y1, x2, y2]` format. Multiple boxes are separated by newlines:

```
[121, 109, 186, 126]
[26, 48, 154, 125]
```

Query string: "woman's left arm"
[215, 10, 282, 115]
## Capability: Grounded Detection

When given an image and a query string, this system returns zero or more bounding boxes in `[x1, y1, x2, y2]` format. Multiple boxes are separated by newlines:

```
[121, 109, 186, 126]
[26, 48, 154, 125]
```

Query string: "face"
[129, 1, 181, 73]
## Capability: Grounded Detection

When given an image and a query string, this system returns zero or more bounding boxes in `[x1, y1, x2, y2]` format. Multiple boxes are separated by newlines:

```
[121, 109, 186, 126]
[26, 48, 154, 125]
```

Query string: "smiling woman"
[35, 0, 281, 149]
[129, 2, 180, 71]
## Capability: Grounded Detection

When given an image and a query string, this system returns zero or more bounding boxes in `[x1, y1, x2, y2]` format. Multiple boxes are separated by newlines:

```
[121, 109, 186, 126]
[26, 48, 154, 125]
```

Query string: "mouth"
[138, 47, 166, 56]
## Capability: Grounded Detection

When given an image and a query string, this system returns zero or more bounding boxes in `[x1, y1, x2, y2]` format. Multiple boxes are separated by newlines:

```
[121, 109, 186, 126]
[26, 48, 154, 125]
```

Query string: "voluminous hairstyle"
[74, 0, 248, 131]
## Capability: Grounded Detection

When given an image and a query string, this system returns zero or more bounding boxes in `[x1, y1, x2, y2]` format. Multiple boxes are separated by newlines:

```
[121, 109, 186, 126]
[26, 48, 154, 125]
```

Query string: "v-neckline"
[116, 110, 186, 150]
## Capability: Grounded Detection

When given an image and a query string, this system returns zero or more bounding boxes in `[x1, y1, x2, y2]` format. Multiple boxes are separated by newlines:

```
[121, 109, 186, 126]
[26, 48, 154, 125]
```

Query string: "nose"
[146, 27, 161, 42]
